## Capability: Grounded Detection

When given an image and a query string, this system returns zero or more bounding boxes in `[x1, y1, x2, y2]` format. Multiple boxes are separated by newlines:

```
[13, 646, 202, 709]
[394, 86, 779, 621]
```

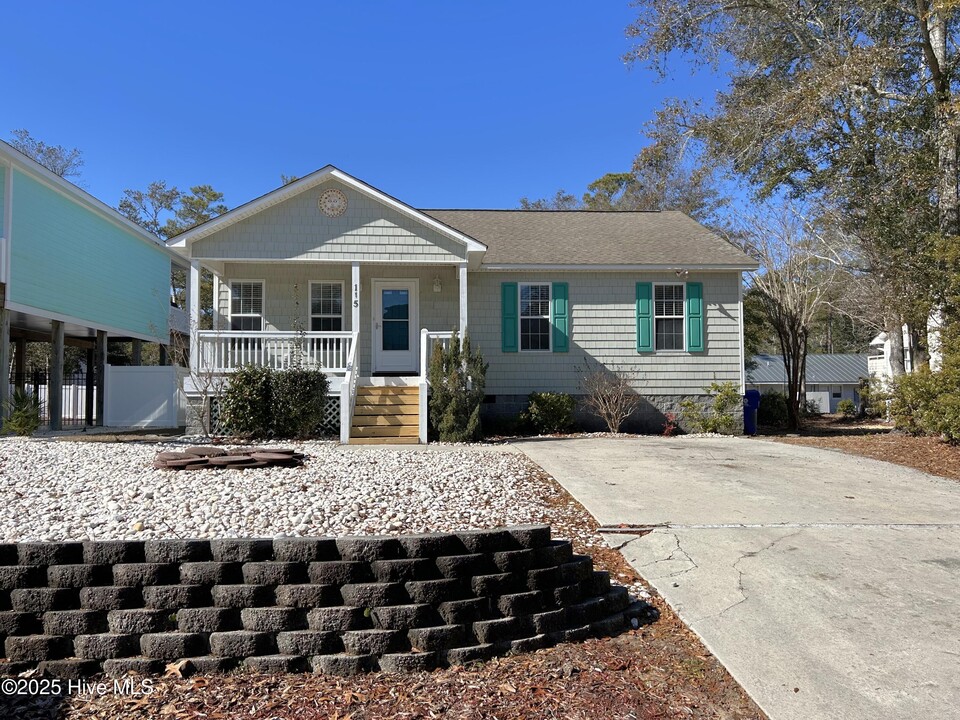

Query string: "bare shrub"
[579, 364, 642, 433]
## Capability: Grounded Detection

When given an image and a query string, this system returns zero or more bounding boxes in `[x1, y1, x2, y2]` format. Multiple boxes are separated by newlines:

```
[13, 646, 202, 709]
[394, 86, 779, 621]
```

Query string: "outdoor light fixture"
[433, 277, 442, 293]
[675, 268, 689, 278]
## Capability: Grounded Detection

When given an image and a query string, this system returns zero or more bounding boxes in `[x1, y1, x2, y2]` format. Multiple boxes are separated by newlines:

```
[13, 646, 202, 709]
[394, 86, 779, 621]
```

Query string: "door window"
[381, 289, 410, 351]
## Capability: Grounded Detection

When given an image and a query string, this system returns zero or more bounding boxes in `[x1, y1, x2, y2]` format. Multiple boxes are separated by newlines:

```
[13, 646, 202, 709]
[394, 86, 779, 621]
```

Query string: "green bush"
[272, 367, 329, 439]
[757, 391, 788, 429]
[428, 331, 487, 442]
[2, 389, 43, 436]
[858, 378, 888, 417]
[220, 365, 274, 437]
[680, 381, 741, 435]
[522, 392, 575, 434]
[890, 368, 945, 436]
[836, 398, 856, 418]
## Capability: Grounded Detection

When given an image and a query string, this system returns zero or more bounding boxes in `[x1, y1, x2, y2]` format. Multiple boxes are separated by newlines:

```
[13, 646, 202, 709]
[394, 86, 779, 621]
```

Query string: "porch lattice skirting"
[205, 396, 341, 438]
[0, 525, 654, 677]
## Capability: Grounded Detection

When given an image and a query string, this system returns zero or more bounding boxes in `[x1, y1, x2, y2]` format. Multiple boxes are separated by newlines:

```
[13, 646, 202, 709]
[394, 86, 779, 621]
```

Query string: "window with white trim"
[520, 283, 551, 351]
[654, 284, 685, 351]
[230, 281, 263, 331]
[310, 283, 343, 331]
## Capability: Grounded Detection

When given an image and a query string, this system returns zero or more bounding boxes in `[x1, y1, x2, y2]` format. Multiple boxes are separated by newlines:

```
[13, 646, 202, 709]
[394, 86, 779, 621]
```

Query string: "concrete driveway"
[514, 436, 960, 720]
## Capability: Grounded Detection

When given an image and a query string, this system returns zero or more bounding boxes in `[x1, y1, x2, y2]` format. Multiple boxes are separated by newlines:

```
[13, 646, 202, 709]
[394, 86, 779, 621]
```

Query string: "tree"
[624, 0, 956, 370]
[8, 129, 84, 179]
[518, 189, 580, 210]
[743, 206, 838, 430]
[118, 183, 228, 328]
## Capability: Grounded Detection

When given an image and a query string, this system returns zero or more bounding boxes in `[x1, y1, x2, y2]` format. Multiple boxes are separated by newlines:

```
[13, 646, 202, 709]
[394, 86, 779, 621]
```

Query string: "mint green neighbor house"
[168, 166, 758, 443]
[0, 140, 179, 429]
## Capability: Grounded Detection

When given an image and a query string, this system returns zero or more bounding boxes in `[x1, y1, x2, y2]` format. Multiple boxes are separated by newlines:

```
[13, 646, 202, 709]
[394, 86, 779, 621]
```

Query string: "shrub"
[522, 392, 575, 434]
[757, 391, 788, 429]
[579, 365, 641, 433]
[890, 368, 943, 436]
[220, 365, 274, 437]
[858, 378, 888, 418]
[2, 389, 43, 436]
[662, 412, 678, 437]
[680, 381, 741, 435]
[272, 368, 329, 439]
[428, 331, 487, 442]
[836, 398, 856, 418]
[802, 397, 823, 417]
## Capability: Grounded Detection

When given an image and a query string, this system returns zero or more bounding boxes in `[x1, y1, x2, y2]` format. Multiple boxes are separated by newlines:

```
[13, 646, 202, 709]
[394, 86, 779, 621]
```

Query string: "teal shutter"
[551, 282, 569, 353]
[686, 281, 704, 352]
[636, 282, 653, 352]
[501, 282, 518, 353]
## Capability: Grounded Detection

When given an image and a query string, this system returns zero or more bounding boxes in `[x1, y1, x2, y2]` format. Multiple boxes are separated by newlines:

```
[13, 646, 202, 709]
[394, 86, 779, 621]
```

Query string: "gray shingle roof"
[422, 210, 758, 268]
[747, 354, 869, 385]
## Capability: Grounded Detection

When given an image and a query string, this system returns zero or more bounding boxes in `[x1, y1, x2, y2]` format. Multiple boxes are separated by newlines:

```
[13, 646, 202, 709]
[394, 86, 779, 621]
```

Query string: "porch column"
[0, 306, 9, 419]
[351, 262, 360, 335]
[49, 320, 64, 431]
[189, 260, 201, 372]
[85, 348, 95, 426]
[458, 263, 468, 338]
[95, 330, 107, 426]
[131, 339, 142, 366]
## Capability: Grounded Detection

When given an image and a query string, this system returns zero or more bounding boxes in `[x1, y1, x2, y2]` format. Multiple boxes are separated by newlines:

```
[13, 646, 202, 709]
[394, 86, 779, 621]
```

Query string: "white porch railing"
[867, 354, 886, 378]
[197, 331, 353, 373]
[339, 331, 360, 444]
[418, 329, 455, 443]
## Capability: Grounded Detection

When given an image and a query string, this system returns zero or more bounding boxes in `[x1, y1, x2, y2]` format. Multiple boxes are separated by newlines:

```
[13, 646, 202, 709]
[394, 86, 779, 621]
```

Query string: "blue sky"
[4, 1, 724, 211]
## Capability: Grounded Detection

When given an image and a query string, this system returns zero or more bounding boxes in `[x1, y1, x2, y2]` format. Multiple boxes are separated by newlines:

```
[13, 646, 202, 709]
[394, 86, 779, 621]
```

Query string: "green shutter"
[636, 282, 653, 352]
[551, 282, 569, 353]
[501, 282, 518, 353]
[686, 281, 704, 352]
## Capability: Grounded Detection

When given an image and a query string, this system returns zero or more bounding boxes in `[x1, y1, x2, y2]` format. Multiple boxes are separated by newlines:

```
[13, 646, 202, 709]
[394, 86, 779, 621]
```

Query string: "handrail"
[340, 331, 360, 443]
[197, 330, 352, 338]
[196, 331, 353, 373]
[420, 329, 454, 381]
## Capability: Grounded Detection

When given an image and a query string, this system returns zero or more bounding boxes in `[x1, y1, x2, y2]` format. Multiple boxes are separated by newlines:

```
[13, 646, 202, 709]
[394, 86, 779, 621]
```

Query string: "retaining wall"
[0, 525, 651, 677]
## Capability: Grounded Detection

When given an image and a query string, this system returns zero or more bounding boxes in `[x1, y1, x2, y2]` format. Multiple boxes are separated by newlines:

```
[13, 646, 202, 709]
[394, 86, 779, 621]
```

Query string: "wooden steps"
[349, 386, 420, 445]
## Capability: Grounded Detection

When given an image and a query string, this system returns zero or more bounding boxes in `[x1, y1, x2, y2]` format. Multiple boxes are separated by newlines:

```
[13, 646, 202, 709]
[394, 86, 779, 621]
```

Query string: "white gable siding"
[193, 181, 466, 263]
[468, 270, 742, 396]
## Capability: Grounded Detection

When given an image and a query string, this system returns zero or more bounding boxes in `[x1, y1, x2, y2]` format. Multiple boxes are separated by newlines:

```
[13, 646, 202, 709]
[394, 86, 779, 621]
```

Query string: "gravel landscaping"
[0, 437, 592, 545]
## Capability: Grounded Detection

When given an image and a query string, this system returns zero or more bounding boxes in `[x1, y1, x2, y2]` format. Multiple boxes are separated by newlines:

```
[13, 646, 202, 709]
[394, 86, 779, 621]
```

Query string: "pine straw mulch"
[2, 462, 765, 720]
[764, 415, 960, 484]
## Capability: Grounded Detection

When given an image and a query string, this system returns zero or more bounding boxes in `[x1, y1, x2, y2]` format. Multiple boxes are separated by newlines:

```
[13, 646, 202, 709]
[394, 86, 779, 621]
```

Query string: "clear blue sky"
[4, 1, 723, 211]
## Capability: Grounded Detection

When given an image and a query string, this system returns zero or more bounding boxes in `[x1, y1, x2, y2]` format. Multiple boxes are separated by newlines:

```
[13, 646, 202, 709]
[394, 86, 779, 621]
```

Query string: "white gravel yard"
[0, 437, 590, 545]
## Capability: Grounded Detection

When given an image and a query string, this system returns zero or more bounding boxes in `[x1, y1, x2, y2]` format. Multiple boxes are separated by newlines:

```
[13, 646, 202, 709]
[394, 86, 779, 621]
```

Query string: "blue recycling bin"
[743, 389, 761, 435]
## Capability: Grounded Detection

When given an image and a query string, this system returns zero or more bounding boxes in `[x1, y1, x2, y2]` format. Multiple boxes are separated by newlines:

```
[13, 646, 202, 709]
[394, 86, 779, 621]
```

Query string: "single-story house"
[167, 166, 758, 443]
[0, 140, 183, 429]
[747, 353, 869, 413]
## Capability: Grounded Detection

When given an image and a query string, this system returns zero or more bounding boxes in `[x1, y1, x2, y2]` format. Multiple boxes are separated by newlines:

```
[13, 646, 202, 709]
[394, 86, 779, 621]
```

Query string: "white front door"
[372, 279, 419, 374]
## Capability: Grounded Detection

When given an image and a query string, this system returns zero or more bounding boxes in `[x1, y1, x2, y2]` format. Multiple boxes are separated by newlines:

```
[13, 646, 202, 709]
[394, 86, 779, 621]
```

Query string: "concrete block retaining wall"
[0, 526, 649, 677]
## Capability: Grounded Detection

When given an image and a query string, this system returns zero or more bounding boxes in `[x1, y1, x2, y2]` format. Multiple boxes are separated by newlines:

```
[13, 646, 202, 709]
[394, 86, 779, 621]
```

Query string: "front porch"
[186, 261, 463, 444]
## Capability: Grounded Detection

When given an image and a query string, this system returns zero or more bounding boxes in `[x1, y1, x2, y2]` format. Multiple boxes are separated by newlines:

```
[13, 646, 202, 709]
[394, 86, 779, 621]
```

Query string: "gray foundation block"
[497, 591, 545, 617]
[102, 657, 163, 676]
[378, 651, 438, 673]
[37, 658, 102, 678]
[0, 611, 44, 636]
[276, 630, 342, 656]
[311, 653, 377, 676]
[470, 573, 521, 597]
[340, 582, 406, 607]
[342, 629, 406, 655]
[240, 607, 307, 632]
[434, 554, 494, 578]
[0, 544, 18, 566]
[370, 559, 438, 583]
[107, 609, 174, 634]
[455, 530, 516, 554]
[113, 563, 179, 587]
[398, 533, 464, 558]
[182, 656, 237, 674]
[370, 604, 439, 630]
[5, 635, 73, 662]
[17, 542, 83, 566]
[531, 608, 568, 634]
[210, 539, 273, 563]
[80, 586, 142, 611]
[335, 536, 403, 563]
[444, 644, 495, 665]
[559, 557, 594, 584]
[74, 633, 140, 660]
[144, 540, 212, 564]
[242, 562, 307, 586]
[491, 549, 538, 574]
[47, 564, 112, 588]
[506, 525, 551, 549]
[180, 562, 243, 585]
[209, 630, 276, 658]
[275, 584, 341, 609]
[473, 617, 530, 645]
[307, 606, 369, 632]
[83, 540, 145, 565]
[533, 541, 574, 567]
[508, 634, 549, 654]
[11, 588, 79, 613]
[142, 585, 211, 610]
[176, 607, 242, 633]
[308, 561, 372, 585]
[404, 579, 468, 604]
[243, 654, 309, 673]
[526, 566, 562, 591]
[140, 632, 208, 660]
[408, 625, 467, 652]
[42, 610, 108, 636]
[0, 566, 47, 590]
[272, 538, 338, 563]
[211, 585, 274, 608]
[437, 598, 490, 625]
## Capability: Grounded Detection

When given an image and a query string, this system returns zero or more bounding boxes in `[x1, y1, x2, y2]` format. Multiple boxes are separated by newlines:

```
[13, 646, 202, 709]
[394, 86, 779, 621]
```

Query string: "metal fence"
[7, 367, 97, 427]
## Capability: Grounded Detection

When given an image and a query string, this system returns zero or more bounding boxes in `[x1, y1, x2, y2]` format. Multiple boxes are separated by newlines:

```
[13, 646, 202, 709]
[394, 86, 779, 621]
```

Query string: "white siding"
[194, 180, 466, 263]
[468, 270, 742, 396]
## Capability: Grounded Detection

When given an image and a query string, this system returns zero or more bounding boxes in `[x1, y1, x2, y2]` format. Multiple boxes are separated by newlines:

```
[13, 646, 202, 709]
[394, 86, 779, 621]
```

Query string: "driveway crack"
[636, 532, 700, 578]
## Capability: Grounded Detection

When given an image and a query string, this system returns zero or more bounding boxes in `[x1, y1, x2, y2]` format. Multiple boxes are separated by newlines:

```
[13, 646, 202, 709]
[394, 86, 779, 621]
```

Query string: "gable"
[191, 179, 468, 263]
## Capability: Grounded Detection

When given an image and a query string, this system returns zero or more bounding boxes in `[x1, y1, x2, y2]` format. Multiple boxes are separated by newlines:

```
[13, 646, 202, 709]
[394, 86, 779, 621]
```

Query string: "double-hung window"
[519, 283, 551, 351]
[310, 283, 343, 331]
[654, 284, 685, 351]
[230, 281, 263, 331]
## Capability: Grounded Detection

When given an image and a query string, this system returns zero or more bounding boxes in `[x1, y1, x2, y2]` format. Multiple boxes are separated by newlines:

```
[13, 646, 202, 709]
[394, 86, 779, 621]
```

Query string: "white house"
[167, 166, 758, 443]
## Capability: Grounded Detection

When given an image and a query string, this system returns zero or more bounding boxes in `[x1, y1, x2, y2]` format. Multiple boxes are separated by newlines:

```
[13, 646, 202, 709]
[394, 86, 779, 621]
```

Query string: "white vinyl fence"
[103, 365, 186, 428]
